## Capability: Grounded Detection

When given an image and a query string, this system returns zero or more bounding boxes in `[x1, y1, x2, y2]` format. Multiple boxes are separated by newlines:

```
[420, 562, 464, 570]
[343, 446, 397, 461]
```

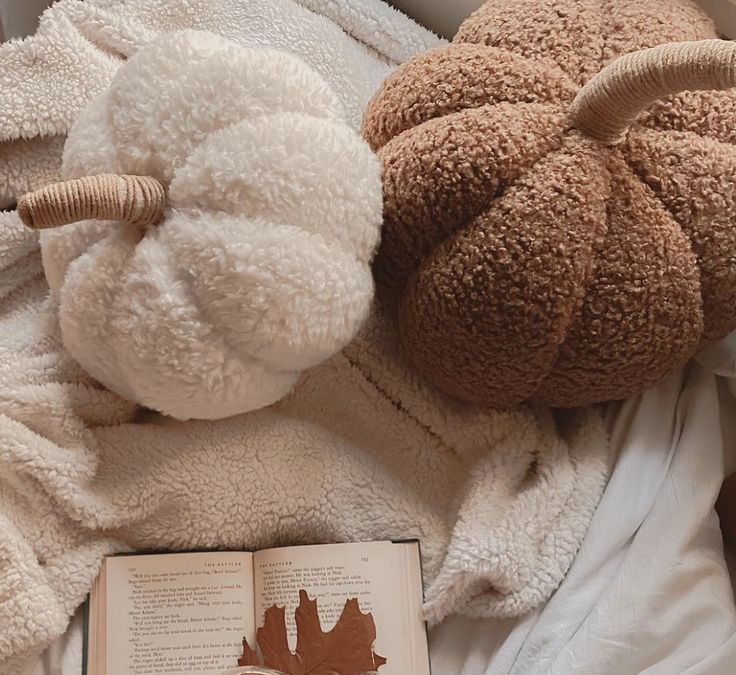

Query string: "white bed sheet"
[430, 362, 736, 675]
[25, 358, 736, 675]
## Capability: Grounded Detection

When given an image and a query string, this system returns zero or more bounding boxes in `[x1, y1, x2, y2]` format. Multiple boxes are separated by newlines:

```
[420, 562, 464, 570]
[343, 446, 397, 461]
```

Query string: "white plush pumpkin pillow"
[37, 30, 382, 420]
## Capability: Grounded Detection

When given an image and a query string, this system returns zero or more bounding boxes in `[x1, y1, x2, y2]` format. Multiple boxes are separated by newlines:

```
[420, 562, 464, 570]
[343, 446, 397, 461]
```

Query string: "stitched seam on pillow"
[161, 245, 295, 381]
[621, 147, 706, 349]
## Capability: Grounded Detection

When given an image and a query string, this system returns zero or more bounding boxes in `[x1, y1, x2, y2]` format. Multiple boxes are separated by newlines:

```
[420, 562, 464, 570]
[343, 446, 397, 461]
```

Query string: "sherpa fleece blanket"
[0, 211, 610, 673]
[0, 0, 441, 207]
[0, 1, 610, 671]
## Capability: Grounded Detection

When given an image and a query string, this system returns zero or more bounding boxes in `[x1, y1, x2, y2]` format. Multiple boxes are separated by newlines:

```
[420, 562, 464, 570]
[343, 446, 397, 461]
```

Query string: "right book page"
[252, 541, 429, 674]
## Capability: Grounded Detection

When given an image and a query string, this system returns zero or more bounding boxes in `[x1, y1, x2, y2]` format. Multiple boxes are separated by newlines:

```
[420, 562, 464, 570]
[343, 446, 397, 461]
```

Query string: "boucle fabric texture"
[0, 0, 442, 208]
[0, 211, 610, 672]
[0, 3, 612, 671]
[36, 30, 383, 421]
[362, 0, 736, 408]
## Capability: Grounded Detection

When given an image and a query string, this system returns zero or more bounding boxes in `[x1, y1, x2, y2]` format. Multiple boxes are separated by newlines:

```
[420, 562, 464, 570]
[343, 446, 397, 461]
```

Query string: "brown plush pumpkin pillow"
[362, 0, 736, 408]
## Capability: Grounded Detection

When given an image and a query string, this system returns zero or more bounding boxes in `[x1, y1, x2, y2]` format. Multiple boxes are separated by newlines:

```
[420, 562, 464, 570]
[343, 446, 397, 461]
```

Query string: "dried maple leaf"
[237, 637, 259, 667]
[239, 589, 387, 674]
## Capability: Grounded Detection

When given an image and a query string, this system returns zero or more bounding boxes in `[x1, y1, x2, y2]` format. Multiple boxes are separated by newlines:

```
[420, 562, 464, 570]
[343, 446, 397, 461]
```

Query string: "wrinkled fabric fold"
[0, 210, 610, 672]
[0, 0, 443, 207]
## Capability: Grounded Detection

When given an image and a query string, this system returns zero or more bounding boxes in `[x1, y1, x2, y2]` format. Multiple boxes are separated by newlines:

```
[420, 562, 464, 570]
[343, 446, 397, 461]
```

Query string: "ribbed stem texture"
[17, 174, 166, 230]
[570, 39, 736, 144]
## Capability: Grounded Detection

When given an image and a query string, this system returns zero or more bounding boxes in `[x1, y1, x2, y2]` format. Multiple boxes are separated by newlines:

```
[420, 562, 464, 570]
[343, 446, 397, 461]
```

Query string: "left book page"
[91, 552, 255, 675]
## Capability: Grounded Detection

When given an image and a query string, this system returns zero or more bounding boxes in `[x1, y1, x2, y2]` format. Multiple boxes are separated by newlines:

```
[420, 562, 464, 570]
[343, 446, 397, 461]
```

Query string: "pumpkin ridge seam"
[620, 147, 705, 310]
[160, 240, 296, 382]
[600, 0, 611, 75]
[541, 159, 614, 386]
[612, 154, 705, 364]
[414, 123, 574, 287]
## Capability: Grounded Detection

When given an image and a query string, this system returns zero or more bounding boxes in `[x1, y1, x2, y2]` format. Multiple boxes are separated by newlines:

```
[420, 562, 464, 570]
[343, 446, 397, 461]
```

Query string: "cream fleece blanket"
[0, 1, 610, 671]
[0, 0, 441, 207]
[0, 211, 610, 673]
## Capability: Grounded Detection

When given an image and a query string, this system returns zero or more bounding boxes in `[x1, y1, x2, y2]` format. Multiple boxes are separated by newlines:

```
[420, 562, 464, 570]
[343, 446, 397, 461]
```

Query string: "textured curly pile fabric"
[0, 0, 442, 208]
[0, 3, 616, 672]
[363, 0, 736, 408]
[39, 30, 383, 420]
[0, 211, 610, 673]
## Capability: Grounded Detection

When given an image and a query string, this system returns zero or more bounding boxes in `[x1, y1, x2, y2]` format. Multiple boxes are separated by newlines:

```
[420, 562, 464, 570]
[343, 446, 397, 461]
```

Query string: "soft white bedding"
[26, 357, 736, 675]
[430, 363, 736, 675]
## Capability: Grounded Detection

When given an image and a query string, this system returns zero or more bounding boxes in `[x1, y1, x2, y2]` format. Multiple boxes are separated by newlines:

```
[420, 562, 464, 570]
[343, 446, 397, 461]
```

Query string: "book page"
[104, 552, 254, 675]
[253, 541, 428, 674]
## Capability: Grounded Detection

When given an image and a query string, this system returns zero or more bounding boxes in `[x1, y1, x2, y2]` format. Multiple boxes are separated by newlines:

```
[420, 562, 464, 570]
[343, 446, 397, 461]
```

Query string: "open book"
[85, 541, 429, 675]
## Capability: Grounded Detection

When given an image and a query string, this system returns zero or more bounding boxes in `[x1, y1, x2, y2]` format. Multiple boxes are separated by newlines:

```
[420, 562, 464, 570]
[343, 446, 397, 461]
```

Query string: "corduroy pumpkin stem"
[571, 39, 736, 145]
[17, 174, 166, 230]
